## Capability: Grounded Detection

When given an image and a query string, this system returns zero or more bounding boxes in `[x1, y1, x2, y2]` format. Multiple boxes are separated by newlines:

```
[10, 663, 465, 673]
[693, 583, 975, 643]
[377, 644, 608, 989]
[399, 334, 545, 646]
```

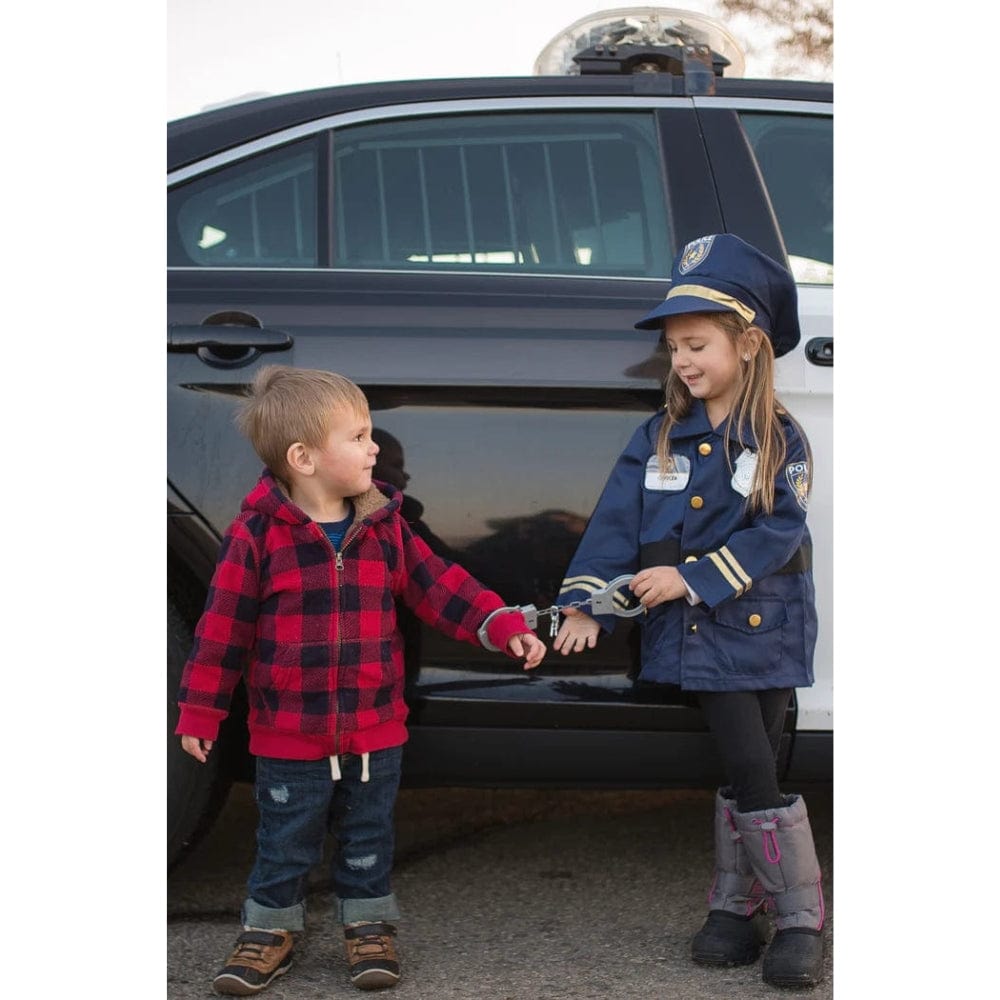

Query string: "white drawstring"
[330, 752, 370, 782]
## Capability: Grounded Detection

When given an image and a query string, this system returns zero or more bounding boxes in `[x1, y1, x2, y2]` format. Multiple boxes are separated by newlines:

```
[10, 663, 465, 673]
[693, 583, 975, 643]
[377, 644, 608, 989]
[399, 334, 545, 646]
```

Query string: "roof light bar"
[533, 6, 746, 79]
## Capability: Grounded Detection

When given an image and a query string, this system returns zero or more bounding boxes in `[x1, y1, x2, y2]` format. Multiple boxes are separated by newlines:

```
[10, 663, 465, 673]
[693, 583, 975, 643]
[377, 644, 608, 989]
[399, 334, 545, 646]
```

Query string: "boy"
[176, 366, 545, 994]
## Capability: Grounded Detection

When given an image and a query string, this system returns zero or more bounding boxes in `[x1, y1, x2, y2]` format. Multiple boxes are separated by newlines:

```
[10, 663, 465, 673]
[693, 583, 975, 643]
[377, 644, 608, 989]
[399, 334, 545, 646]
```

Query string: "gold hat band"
[667, 284, 756, 324]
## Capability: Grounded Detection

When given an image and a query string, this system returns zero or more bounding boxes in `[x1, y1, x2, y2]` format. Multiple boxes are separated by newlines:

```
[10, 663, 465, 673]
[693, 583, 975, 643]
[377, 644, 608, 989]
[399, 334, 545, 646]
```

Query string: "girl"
[554, 234, 825, 988]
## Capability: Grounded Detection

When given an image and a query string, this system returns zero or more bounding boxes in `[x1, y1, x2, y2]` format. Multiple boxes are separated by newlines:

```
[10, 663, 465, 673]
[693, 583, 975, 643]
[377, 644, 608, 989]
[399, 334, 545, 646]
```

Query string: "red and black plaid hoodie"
[175, 470, 531, 761]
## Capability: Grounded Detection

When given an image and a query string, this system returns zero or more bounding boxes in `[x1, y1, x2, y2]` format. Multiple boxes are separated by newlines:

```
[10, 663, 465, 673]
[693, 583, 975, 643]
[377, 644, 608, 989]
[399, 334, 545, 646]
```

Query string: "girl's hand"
[630, 566, 688, 608]
[181, 735, 213, 763]
[554, 607, 600, 654]
[507, 632, 546, 670]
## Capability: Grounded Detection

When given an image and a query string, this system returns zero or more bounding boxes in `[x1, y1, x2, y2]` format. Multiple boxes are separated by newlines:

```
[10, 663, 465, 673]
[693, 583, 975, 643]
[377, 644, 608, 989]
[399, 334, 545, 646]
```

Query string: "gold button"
[698, 442, 712, 456]
[688, 623, 698, 634]
[690, 496, 704, 509]
[684, 555, 698, 564]
[748, 614, 762, 627]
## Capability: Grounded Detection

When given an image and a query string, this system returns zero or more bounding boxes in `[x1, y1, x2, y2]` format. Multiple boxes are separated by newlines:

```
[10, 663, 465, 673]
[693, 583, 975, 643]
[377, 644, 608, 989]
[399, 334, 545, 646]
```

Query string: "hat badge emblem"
[678, 235, 715, 275]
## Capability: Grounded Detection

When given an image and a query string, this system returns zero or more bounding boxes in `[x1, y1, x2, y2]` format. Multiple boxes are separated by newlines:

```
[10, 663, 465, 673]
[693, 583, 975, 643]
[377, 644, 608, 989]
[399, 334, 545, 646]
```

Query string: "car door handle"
[167, 325, 293, 352]
[805, 337, 833, 367]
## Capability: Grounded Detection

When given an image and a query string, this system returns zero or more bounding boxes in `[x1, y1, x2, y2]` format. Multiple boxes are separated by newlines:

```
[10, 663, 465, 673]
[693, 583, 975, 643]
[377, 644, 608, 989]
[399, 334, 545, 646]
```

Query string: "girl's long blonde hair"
[655, 311, 811, 516]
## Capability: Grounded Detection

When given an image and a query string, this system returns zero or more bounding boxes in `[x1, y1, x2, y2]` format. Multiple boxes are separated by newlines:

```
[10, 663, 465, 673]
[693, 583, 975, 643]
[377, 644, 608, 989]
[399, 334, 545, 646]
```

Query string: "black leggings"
[697, 689, 792, 813]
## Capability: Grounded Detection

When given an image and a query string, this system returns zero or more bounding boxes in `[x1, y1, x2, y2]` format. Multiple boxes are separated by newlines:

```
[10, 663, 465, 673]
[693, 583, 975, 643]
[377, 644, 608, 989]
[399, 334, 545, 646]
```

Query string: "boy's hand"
[181, 735, 214, 763]
[507, 632, 546, 670]
[554, 607, 600, 655]
[630, 565, 688, 608]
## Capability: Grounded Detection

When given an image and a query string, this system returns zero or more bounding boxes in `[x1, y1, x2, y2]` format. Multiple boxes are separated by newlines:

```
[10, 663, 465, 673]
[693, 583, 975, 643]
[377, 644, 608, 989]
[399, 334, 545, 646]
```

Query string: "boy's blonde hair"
[236, 366, 370, 482]
[655, 311, 812, 515]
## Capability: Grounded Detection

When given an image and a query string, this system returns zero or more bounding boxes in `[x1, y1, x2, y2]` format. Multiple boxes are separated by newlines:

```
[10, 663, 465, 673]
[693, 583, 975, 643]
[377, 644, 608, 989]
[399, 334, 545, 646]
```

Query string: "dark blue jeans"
[242, 746, 403, 931]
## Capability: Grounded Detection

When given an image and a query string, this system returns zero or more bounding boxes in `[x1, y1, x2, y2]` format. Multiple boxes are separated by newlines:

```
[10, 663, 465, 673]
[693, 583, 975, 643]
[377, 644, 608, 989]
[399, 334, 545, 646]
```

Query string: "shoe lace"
[233, 940, 267, 962]
[231, 932, 283, 965]
[352, 931, 392, 959]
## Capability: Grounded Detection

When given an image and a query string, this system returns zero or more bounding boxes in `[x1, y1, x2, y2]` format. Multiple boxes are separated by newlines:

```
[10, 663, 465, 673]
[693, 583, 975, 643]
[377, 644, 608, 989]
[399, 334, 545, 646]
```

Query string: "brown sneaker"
[344, 922, 401, 990]
[212, 928, 293, 995]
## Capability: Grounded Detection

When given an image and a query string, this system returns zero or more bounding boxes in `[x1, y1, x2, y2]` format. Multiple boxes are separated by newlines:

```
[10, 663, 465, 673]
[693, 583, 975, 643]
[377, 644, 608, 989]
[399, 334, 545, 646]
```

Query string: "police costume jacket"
[558, 401, 817, 691]
[176, 470, 531, 759]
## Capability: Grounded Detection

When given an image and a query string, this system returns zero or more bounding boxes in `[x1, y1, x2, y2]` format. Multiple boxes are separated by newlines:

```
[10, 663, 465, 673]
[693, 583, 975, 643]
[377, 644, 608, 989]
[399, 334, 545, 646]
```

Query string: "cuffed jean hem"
[338, 893, 401, 925]
[242, 896, 306, 932]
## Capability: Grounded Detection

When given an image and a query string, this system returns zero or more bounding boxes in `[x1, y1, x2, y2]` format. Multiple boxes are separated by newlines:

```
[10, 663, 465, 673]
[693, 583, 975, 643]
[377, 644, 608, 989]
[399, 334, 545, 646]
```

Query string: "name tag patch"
[645, 454, 690, 491]
[731, 449, 758, 497]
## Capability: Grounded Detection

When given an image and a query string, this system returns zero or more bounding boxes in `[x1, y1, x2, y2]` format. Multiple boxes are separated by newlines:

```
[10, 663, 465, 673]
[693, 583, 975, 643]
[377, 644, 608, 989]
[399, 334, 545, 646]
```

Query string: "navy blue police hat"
[634, 234, 801, 357]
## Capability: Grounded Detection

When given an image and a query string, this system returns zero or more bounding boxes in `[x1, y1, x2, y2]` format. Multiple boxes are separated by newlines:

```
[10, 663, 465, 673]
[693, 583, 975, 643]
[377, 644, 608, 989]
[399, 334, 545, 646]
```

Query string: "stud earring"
[742, 354, 751, 362]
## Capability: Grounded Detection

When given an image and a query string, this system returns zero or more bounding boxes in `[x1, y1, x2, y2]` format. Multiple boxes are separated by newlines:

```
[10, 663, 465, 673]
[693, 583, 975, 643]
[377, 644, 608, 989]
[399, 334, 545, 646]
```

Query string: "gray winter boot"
[690, 788, 768, 966]
[733, 794, 826, 988]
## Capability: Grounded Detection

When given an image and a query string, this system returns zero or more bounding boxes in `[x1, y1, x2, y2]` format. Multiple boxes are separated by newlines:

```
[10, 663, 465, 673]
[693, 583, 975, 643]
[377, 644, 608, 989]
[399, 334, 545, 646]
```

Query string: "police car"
[167, 7, 833, 865]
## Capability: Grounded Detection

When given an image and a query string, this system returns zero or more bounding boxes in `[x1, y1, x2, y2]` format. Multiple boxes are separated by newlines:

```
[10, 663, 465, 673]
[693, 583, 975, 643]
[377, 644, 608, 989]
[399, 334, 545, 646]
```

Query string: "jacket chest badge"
[731, 448, 758, 497]
[645, 454, 690, 491]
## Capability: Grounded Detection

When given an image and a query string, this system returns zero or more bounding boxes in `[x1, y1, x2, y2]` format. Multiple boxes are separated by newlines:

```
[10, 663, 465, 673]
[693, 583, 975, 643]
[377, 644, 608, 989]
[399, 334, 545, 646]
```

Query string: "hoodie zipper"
[329, 522, 365, 755]
[310, 528, 345, 756]
[311, 526, 351, 756]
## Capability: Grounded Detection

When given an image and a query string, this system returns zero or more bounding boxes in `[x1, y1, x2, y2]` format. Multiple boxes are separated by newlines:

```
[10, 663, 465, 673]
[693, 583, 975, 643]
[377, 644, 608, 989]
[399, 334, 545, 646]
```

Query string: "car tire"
[167, 599, 231, 869]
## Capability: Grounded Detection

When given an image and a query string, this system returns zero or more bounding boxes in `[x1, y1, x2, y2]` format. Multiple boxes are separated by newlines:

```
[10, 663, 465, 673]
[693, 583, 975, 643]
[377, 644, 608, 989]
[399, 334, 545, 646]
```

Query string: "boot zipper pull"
[753, 818, 782, 863]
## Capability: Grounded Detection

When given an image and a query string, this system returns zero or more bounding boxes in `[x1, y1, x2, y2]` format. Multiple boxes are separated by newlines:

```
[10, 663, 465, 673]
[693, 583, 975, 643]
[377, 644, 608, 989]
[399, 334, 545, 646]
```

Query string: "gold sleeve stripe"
[559, 576, 608, 594]
[708, 551, 745, 596]
[667, 284, 756, 325]
[719, 546, 752, 589]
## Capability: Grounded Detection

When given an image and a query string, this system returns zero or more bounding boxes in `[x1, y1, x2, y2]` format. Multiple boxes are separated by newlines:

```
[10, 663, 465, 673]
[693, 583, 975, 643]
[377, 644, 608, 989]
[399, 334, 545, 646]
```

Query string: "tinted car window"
[739, 112, 832, 284]
[333, 112, 671, 277]
[168, 139, 319, 267]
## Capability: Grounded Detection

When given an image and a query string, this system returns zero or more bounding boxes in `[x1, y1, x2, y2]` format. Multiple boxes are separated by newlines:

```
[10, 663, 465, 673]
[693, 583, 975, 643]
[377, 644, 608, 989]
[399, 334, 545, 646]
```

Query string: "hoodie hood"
[241, 469, 402, 525]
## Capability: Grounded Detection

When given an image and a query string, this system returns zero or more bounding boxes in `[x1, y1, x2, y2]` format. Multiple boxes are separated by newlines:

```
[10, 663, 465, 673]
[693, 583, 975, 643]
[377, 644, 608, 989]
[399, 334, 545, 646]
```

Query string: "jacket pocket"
[708, 598, 789, 676]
